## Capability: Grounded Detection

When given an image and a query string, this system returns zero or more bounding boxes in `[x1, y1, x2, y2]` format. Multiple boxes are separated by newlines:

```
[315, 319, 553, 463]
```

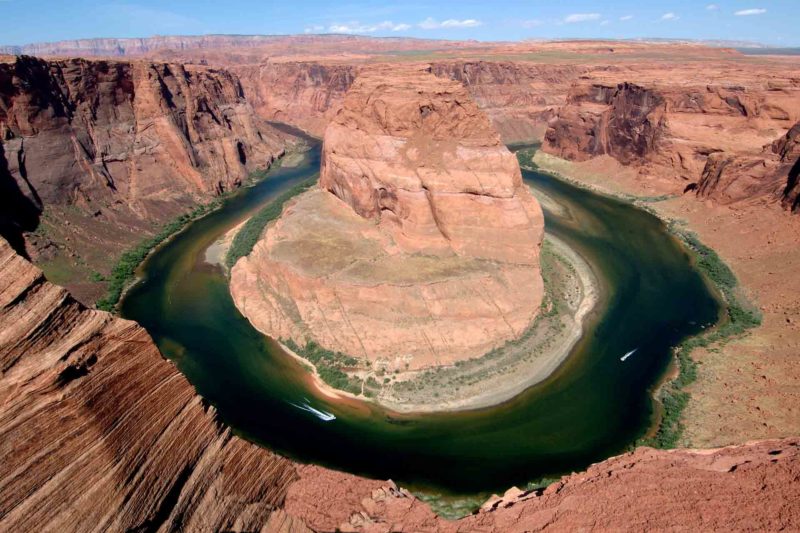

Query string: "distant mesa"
[230, 65, 545, 370]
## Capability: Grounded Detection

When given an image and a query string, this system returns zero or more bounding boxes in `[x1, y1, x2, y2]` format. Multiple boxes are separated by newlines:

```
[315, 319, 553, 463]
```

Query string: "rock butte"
[231, 66, 544, 368]
[1, 236, 798, 531]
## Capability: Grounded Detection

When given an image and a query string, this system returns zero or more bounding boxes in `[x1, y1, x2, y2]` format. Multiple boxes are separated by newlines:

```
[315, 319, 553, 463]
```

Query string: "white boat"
[289, 400, 336, 421]
[620, 348, 638, 362]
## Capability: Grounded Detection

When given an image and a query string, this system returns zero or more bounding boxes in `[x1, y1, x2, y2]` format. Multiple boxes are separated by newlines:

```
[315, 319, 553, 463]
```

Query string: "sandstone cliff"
[543, 70, 800, 210]
[231, 66, 544, 369]
[232, 60, 582, 142]
[694, 120, 800, 208]
[2, 235, 798, 531]
[233, 62, 356, 137]
[0, 55, 288, 300]
[431, 61, 583, 143]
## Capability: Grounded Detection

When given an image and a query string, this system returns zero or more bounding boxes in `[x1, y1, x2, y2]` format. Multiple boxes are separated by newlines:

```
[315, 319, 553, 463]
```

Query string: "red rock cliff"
[543, 69, 800, 211]
[2, 234, 799, 531]
[0, 55, 288, 299]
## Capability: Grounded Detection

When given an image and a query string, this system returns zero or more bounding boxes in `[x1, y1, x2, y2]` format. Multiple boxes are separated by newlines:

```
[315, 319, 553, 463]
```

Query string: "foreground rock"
[0, 55, 288, 302]
[231, 66, 544, 369]
[1, 235, 798, 531]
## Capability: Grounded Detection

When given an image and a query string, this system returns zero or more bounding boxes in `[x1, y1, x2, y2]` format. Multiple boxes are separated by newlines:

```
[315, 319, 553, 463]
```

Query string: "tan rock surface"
[231, 66, 544, 368]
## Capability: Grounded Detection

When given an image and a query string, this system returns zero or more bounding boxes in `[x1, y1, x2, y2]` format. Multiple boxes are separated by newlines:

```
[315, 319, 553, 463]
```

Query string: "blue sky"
[1, 1, 798, 46]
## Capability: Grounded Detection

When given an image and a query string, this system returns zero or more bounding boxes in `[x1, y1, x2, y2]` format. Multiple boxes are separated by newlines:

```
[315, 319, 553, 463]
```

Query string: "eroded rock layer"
[0, 55, 288, 300]
[543, 70, 800, 210]
[231, 66, 544, 368]
[2, 236, 798, 532]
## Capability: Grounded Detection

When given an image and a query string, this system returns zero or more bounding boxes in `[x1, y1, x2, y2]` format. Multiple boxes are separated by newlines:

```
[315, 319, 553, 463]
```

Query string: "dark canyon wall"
[0, 55, 289, 300]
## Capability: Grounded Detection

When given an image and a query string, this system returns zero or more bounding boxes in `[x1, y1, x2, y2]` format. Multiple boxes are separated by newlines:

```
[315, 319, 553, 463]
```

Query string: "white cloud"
[564, 13, 601, 23]
[418, 17, 482, 29]
[661, 12, 679, 21]
[619, 15, 634, 21]
[706, 4, 719, 10]
[600, 20, 610, 26]
[734, 8, 767, 16]
[328, 20, 411, 33]
[304, 24, 325, 33]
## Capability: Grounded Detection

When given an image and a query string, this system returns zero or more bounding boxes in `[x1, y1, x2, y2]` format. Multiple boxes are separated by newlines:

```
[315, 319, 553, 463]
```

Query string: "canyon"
[1, 234, 797, 531]
[1, 34, 799, 530]
[0, 54, 290, 303]
[230, 66, 545, 374]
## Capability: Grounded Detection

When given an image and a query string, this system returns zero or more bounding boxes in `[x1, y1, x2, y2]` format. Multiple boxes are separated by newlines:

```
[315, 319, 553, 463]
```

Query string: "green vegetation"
[519, 145, 762, 450]
[225, 176, 317, 269]
[639, 228, 761, 449]
[95, 157, 299, 312]
[283, 338, 363, 395]
[96, 198, 228, 311]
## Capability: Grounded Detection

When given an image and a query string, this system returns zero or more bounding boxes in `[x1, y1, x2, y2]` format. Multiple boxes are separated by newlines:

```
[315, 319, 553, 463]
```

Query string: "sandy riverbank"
[531, 150, 800, 448]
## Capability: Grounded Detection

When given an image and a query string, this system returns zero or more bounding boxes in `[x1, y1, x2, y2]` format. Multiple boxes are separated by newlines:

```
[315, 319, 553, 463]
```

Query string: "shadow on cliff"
[0, 142, 41, 259]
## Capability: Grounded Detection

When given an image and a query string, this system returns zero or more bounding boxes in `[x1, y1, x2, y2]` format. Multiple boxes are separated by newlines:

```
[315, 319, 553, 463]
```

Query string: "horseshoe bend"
[229, 67, 557, 409]
[2, 23, 800, 533]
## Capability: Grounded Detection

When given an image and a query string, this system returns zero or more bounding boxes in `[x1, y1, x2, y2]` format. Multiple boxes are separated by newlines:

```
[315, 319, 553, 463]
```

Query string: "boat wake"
[289, 399, 336, 421]
[620, 348, 638, 362]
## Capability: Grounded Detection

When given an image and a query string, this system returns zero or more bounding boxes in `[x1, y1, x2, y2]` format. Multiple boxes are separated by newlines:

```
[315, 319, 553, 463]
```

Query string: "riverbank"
[95, 149, 301, 312]
[530, 150, 800, 449]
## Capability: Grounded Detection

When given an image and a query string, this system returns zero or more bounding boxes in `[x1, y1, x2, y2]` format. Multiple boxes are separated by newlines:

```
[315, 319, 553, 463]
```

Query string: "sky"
[1, 1, 798, 47]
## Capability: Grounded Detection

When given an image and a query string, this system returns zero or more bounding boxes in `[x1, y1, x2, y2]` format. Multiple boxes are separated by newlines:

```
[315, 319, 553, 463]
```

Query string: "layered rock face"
[695, 120, 800, 208]
[233, 62, 356, 136]
[3, 234, 799, 531]
[544, 82, 667, 165]
[231, 67, 544, 368]
[543, 71, 800, 210]
[232, 60, 582, 142]
[0, 55, 287, 299]
[431, 61, 583, 143]
[320, 67, 544, 265]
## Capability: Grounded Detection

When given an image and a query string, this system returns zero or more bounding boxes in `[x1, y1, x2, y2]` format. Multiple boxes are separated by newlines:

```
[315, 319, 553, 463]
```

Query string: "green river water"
[120, 135, 721, 496]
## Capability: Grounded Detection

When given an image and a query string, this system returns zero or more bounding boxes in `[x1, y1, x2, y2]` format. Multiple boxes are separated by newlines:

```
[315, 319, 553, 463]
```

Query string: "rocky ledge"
[230, 66, 544, 371]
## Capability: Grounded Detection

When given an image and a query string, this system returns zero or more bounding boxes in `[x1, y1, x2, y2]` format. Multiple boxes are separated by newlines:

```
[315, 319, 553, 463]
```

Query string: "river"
[120, 136, 721, 496]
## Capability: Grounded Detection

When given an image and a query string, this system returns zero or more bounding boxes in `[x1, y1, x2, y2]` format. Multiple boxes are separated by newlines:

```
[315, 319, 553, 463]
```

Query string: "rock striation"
[233, 61, 356, 137]
[694, 120, 800, 209]
[2, 234, 798, 531]
[0, 55, 288, 300]
[231, 66, 544, 369]
[543, 72, 800, 211]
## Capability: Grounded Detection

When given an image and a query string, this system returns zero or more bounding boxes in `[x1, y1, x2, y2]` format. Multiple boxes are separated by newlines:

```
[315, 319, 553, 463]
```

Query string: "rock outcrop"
[0, 55, 288, 300]
[233, 62, 356, 137]
[2, 234, 798, 531]
[232, 60, 582, 142]
[694, 121, 800, 208]
[431, 61, 583, 143]
[543, 71, 800, 211]
[544, 82, 667, 165]
[231, 66, 544, 368]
